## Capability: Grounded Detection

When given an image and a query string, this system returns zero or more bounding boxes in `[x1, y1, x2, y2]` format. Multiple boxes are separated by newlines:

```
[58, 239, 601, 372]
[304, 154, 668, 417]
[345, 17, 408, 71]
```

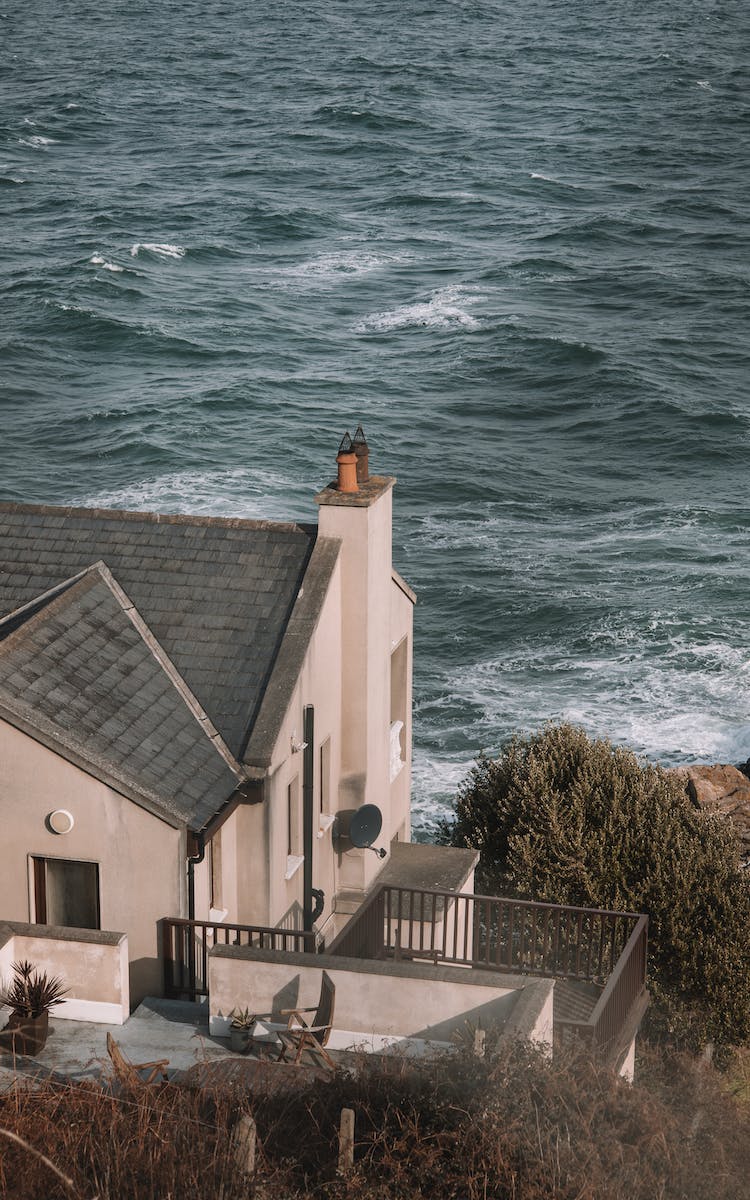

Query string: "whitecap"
[355, 286, 481, 333]
[65, 102, 79, 110]
[22, 117, 36, 126]
[696, 80, 712, 90]
[19, 135, 56, 149]
[76, 466, 300, 523]
[273, 248, 409, 286]
[90, 253, 124, 273]
[130, 242, 186, 259]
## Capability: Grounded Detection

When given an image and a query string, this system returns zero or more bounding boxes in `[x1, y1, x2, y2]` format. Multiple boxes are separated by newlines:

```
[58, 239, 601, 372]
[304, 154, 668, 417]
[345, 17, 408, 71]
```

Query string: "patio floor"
[0, 997, 238, 1089]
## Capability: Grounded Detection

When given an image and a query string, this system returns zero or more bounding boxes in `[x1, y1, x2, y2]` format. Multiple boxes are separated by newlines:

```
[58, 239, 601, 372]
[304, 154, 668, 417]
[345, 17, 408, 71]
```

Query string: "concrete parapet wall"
[0, 921, 129, 1024]
[208, 945, 540, 1048]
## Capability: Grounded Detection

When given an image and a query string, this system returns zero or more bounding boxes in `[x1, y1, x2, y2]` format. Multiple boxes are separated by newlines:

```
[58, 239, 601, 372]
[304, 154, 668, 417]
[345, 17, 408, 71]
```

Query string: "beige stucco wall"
[0, 923, 129, 1023]
[0, 719, 184, 1005]
[181, 478, 415, 945]
[209, 946, 522, 1045]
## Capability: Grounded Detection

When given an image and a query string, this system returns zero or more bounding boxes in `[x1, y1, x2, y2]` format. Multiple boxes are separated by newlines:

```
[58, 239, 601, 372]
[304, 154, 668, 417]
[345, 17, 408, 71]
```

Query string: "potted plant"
[0, 960, 68, 1055]
[228, 1007, 256, 1054]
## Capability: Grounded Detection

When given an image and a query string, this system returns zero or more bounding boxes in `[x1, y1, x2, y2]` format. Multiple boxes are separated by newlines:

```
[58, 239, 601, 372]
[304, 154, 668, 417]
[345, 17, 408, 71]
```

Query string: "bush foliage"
[444, 723, 750, 1049]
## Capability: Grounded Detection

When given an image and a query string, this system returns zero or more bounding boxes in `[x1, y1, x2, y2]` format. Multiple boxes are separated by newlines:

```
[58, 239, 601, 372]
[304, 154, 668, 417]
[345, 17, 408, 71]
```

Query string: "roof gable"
[0, 562, 245, 828]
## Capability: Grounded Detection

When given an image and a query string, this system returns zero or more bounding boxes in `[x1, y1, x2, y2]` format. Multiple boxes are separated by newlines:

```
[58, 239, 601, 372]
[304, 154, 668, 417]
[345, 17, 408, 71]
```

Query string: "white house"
[0, 432, 477, 1004]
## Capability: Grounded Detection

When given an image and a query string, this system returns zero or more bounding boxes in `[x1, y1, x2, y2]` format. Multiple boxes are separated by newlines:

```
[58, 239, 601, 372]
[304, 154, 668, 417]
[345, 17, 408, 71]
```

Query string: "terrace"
[162, 883, 649, 1073]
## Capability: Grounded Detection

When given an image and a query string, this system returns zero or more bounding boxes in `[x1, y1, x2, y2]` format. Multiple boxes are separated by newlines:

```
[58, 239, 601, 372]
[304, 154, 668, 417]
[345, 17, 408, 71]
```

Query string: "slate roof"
[0, 503, 315, 760]
[0, 563, 245, 829]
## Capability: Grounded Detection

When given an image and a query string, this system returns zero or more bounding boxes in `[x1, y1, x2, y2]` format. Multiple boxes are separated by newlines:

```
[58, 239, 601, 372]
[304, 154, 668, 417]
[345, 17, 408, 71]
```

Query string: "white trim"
[55, 997, 127, 1025]
[317, 813, 336, 838]
[284, 854, 305, 881]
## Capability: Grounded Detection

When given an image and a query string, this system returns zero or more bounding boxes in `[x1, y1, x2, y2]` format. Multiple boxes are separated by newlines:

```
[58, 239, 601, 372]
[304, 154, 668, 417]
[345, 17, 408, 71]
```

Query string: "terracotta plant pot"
[0, 1011, 50, 1056]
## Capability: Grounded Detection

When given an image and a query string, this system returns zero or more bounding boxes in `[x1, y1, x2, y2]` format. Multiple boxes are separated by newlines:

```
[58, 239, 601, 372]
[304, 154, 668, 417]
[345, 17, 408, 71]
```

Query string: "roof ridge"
[0, 562, 248, 785]
[0, 566, 95, 637]
[91, 563, 249, 785]
[0, 500, 313, 536]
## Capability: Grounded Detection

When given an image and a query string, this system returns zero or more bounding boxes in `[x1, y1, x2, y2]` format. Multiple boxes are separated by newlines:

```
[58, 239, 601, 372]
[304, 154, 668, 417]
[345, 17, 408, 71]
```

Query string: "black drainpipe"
[187, 831, 206, 921]
[303, 704, 315, 932]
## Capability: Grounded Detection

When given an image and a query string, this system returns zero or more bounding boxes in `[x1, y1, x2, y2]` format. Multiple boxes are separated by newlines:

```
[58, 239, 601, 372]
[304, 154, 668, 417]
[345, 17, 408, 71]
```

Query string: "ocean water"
[2, 0, 749, 838]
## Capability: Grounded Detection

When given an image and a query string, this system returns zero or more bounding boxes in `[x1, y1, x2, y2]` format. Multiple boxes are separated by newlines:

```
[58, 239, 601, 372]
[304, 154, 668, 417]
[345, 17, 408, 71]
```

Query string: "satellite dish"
[333, 804, 384, 851]
[349, 804, 383, 849]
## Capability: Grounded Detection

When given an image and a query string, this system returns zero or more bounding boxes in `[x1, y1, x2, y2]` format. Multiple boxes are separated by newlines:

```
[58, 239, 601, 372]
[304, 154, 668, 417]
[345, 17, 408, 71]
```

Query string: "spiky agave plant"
[1, 959, 68, 1018]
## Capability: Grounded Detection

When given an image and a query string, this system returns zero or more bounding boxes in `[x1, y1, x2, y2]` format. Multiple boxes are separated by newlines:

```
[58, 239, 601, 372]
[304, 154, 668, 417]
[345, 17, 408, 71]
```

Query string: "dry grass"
[1, 1040, 748, 1200]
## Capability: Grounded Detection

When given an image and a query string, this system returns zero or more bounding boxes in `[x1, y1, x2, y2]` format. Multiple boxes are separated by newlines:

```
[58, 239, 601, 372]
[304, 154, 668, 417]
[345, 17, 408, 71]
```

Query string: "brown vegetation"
[1, 1039, 749, 1200]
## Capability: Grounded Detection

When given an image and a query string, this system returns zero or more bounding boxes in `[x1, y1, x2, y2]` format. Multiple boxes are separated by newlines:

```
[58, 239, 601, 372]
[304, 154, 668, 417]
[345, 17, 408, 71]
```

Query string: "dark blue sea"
[2, 0, 749, 836]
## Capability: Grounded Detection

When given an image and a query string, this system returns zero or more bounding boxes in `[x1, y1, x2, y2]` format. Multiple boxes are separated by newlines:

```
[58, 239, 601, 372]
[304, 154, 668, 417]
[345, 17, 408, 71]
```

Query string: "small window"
[319, 737, 331, 815]
[287, 776, 300, 857]
[32, 856, 100, 930]
[210, 830, 223, 911]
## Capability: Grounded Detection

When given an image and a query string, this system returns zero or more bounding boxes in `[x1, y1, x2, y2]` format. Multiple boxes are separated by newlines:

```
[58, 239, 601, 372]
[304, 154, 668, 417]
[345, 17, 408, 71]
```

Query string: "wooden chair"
[275, 971, 336, 1070]
[106, 1032, 170, 1085]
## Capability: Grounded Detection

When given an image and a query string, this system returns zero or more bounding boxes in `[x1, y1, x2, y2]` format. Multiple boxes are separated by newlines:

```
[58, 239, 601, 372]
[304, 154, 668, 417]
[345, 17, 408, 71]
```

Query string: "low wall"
[208, 946, 553, 1054]
[0, 922, 129, 1025]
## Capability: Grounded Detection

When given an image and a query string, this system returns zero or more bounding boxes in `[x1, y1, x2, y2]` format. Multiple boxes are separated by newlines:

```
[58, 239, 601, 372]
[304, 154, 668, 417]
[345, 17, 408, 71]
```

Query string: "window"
[210, 830, 223, 911]
[287, 776, 300, 857]
[319, 738, 331, 815]
[285, 775, 304, 880]
[32, 857, 100, 930]
[390, 637, 408, 781]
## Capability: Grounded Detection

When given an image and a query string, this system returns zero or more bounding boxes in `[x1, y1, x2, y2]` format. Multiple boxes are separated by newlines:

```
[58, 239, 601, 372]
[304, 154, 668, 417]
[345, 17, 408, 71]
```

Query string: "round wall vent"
[48, 809, 75, 835]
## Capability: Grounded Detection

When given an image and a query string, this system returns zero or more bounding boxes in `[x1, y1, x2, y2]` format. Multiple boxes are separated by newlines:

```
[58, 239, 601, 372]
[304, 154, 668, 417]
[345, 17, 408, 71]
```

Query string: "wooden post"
[338, 1107, 355, 1174]
[473, 1028, 486, 1058]
[232, 1114, 257, 1177]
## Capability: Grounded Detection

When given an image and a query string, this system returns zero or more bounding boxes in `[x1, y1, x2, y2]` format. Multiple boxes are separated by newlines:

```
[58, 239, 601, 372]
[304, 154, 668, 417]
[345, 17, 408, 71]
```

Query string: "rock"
[668, 764, 750, 865]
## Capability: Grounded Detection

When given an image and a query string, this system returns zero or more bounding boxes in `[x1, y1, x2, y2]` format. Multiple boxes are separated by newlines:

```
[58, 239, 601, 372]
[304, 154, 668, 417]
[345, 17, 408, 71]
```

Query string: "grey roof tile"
[0, 504, 315, 757]
[0, 567, 242, 829]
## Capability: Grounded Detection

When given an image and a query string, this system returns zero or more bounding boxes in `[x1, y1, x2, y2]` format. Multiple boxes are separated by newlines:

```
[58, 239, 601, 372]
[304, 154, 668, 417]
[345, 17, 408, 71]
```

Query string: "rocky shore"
[669, 764, 750, 867]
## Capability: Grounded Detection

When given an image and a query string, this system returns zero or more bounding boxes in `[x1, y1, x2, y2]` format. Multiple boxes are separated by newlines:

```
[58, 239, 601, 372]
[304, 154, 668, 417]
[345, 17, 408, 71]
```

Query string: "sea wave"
[355, 287, 482, 333]
[18, 135, 56, 149]
[130, 242, 186, 259]
[274, 248, 409, 284]
[90, 254, 124, 273]
[76, 466, 300, 522]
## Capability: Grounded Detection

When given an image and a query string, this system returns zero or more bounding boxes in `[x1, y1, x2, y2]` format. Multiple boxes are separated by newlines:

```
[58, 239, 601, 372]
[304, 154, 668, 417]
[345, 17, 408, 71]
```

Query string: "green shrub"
[443, 723, 750, 1050]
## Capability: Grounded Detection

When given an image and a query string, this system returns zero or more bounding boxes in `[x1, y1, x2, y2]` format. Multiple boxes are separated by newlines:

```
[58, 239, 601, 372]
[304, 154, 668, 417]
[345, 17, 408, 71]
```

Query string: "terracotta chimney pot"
[352, 424, 370, 484]
[336, 432, 359, 493]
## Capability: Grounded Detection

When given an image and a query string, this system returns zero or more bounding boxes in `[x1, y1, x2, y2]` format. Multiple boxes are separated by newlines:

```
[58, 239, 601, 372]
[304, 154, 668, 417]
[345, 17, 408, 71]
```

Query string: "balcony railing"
[162, 917, 317, 1000]
[327, 884, 648, 1058]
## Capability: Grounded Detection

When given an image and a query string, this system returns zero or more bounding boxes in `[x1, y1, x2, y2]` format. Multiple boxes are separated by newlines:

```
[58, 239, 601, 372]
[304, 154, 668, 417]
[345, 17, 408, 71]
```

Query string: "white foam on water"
[274, 248, 409, 284]
[76, 467, 303, 523]
[90, 254, 124, 273]
[19, 135, 56, 149]
[697, 80, 712, 89]
[130, 242, 186, 259]
[65, 102, 79, 109]
[22, 117, 36, 126]
[354, 286, 482, 333]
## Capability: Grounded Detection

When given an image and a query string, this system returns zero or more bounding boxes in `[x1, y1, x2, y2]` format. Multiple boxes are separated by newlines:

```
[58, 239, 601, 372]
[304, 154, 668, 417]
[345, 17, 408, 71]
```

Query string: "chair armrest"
[280, 1006, 317, 1015]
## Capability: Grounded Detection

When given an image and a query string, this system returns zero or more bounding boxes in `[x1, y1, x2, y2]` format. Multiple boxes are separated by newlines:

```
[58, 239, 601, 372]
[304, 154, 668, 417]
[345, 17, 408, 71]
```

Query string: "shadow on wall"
[412, 994, 518, 1044]
[129, 956, 163, 1010]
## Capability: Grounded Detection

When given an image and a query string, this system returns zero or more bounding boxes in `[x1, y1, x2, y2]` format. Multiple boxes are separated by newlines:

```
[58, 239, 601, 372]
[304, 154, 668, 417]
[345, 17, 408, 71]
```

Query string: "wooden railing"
[327, 884, 648, 1060]
[162, 917, 317, 1000]
[328, 885, 642, 982]
[162, 888, 648, 1063]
